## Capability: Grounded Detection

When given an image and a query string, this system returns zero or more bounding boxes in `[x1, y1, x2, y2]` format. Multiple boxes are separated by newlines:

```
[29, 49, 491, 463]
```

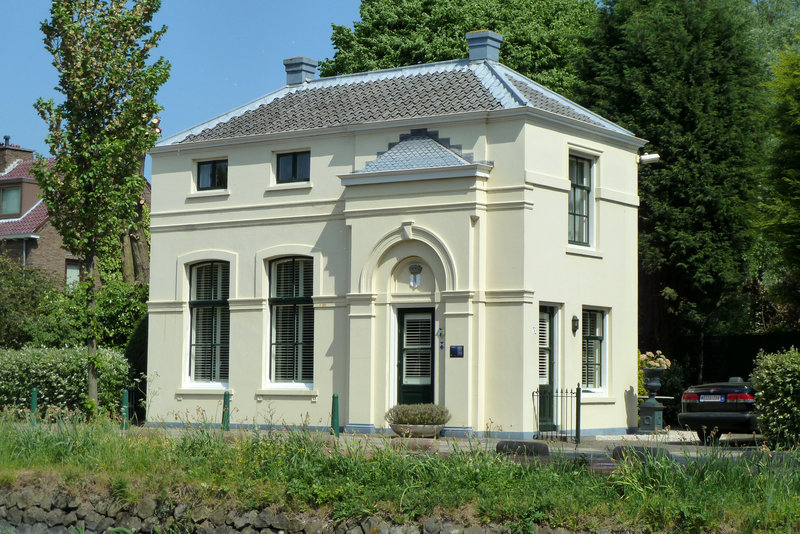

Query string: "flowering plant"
[639, 350, 671, 369]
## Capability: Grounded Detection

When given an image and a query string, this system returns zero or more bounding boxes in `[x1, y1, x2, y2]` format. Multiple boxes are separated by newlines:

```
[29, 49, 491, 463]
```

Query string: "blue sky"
[1, 1, 362, 176]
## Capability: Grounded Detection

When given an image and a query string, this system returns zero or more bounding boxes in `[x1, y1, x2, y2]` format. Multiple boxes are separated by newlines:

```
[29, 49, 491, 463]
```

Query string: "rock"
[93, 499, 108, 516]
[173, 503, 188, 520]
[107, 499, 126, 518]
[196, 520, 215, 534]
[136, 497, 157, 519]
[62, 511, 77, 526]
[241, 527, 261, 534]
[97, 515, 116, 532]
[422, 519, 441, 534]
[234, 510, 258, 529]
[83, 510, 102, 530]
[496, 440, 549, 457]
[23, 506, 48, 525]
[440, 523, 462, 534]
[208, 505, 227, 526]
[362, 517, 383, 534]
[346, 526, 364, 534]
[52, 493, 68, 510]
[191, 505, 210, 523]
[0, 505, 6, 519]
[66, 496, 81, 510]
[37, 494, 52, 512]
[273, 512, 290, 530]
[254, 508, 274, 528]
[305, 519, 329, 534]
[286, 515, 305, 532]
[464, 527, 483, 534]
[75, 501, 94, 519]
[6, 507, 22, 525]
[118, 513, 143, 532]
[88, 494, 102, 506]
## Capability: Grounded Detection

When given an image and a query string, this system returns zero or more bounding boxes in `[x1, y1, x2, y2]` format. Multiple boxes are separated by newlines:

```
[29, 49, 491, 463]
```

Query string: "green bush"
[752, 347, 800, 448]
[29, 280, 148, 350]
[384, 404, 451, 425]
[0, 254, 57, 349]
[0, 347, 130, 416]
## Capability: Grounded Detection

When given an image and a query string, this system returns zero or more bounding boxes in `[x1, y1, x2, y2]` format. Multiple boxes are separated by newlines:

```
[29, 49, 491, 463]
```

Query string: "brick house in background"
[0, 136, 81, 284]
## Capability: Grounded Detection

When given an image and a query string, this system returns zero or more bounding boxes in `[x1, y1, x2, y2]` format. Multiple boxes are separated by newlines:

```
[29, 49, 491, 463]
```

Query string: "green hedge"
[752, 347, 800, 448]
[385, 404, 451, 425]
[0, 347, 130, 416]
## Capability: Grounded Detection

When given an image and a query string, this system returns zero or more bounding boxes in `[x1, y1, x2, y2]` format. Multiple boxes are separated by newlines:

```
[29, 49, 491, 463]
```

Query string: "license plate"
[700, 394, 723, 402]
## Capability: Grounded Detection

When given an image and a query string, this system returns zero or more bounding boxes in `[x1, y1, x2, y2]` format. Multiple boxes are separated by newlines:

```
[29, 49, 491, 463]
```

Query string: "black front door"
[398, 308, 434, 405]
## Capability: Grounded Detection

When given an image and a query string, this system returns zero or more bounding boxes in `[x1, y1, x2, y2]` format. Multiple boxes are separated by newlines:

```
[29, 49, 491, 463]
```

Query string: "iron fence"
[532, 384, 582, 443]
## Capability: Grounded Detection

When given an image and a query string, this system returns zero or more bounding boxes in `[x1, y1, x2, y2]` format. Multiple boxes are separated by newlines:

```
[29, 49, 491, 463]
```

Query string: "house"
[0, 136, 81, 284]
[147, 31, 646, 437]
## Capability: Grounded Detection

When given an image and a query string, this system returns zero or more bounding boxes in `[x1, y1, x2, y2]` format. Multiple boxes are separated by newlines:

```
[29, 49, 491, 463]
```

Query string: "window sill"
[580, 395, 615, 405]
[265, 181, 312, 193]
[187, 189, 230, 200]
[175, 387, 232, 400]
[256, 388, 318, 400]
[565, 245, 603, 259]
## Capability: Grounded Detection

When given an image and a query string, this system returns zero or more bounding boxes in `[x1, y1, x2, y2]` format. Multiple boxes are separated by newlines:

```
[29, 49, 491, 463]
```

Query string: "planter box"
[389, 423, 445, 438]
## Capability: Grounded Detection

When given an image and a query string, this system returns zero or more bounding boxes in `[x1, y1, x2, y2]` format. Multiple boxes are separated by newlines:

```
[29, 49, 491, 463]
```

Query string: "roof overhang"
[339, 163, 493, 186]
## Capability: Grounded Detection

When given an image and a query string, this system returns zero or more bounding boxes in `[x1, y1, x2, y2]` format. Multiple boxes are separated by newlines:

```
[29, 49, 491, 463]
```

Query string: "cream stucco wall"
[147, 112, 643, 437]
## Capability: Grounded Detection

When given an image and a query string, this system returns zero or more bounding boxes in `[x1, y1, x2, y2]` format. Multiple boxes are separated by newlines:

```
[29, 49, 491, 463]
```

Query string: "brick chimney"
[465, 30, 503, 62]
[283, 57, 318, 85]
[0, 136, 34, 172]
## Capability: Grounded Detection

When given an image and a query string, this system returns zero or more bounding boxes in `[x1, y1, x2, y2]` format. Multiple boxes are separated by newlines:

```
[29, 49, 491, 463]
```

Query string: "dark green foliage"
[320, 0, 597, 98]
[384, 403, 451, 425]
[579, 0, 767, 351]
[28, 281, 148, 350]
[0, 254, 57, 349]
[752, 347, 800, 448]
[0, 347, 129, 415]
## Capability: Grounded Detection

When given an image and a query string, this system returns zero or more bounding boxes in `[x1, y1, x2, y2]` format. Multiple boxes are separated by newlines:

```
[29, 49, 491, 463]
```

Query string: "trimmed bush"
[752, 347, 800, 448]
[385, 404, 451, 425]
[0, 347, 129, 416]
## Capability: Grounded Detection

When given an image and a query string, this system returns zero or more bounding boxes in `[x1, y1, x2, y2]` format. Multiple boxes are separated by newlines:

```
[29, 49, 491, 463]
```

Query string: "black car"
[677, 377, 759, 442]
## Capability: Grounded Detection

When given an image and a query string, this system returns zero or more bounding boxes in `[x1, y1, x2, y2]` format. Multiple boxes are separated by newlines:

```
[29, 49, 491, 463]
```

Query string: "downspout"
[22, 238, 27, 269]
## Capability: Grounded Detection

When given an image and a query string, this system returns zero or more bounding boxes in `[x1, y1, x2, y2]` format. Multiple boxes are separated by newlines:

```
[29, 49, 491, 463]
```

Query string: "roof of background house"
[0, 201, 48, 236]
[157, 59, 634, 148]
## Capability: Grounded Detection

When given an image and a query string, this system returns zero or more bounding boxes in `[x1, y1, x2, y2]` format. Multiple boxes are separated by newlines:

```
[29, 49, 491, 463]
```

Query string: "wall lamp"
[572, 315, 580, 335]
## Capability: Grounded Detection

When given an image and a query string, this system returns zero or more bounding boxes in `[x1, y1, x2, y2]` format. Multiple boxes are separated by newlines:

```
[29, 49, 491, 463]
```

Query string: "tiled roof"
[0, 200, 48, 236]
[159, 59, 632, 147]
[356, 129, 475, 174]
[0, 159, 52, 181]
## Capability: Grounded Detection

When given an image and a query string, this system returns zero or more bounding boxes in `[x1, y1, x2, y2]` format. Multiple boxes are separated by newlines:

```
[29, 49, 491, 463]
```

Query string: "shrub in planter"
[0, 347, 129, 416]
[385, 404, 451, 425]
[752, 347, 800, 448]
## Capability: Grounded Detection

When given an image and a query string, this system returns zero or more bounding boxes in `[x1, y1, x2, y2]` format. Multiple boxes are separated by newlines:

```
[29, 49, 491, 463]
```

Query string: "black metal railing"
[532, 384, 582, 443]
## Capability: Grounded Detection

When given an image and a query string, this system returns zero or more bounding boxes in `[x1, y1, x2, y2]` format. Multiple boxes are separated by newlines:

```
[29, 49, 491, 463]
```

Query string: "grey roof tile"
[356, 135, 471, 173]
[161, 59, 633, 146]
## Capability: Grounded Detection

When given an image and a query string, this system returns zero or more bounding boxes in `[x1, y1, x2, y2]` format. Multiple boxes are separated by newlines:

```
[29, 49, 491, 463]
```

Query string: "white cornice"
[339, 163, 492, 186]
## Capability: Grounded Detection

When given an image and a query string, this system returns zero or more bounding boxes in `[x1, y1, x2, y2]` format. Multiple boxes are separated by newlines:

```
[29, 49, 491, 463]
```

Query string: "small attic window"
[0, 186, 21, 216]
[277, 151, 310, 183]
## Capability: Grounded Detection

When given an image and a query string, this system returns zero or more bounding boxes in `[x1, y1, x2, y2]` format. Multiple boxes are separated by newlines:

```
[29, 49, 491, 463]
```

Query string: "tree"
[33, 0, 169, 407]
[0, 254, 55, 349]
[578, 0, 767, 376]
[320, 0, 598, 98]
[761, 45, 800, 322]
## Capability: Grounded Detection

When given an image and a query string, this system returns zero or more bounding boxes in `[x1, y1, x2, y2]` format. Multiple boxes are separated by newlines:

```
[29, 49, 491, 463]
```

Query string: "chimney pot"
[3, 135, 9, 147]
[465, 30, 503, 62]
[283, 57, 318, 85]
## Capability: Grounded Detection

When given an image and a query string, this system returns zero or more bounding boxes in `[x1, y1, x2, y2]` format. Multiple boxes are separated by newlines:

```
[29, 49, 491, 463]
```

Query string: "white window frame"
[188, 261, 230, 387]
[568, 155, 593, 247]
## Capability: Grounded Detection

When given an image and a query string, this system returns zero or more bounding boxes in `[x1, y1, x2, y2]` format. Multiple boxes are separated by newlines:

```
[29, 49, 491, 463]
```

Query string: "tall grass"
[0, 410, 798, 533]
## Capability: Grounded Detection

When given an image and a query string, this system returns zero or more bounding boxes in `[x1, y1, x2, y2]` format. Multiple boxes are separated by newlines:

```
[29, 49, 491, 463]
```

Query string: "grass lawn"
[0, 412, 798, 533]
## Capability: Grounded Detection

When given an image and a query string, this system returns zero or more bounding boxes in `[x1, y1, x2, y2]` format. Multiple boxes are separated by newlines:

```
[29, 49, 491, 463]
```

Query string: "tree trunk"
[120, 192, 149, 284]
[85, 250, 99, 408]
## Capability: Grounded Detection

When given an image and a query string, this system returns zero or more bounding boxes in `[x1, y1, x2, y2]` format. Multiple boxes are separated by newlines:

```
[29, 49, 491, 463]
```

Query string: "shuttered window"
[568, 156, 591, 245]
[582, 309, 604, 389]
[189, 262, 230, 382]
[270, 257, 314, 383]
[402, 313, 433, 385]
[539, 308, 554, 385]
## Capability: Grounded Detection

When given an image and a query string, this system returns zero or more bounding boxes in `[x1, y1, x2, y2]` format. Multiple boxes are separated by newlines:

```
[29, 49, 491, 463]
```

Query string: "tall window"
[270, 257, 314, 383]
[568, 156, 591, 245]
[189, 262, 230, 382]
[582, 309, 604, 389]
[197, 160, 228, 190]
[0, 186, 21, 216]
[276, 151, 310, 183]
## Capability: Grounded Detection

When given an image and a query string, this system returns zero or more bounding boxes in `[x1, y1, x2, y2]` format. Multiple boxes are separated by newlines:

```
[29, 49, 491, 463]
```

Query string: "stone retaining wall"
[0, 488, 544, 534]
